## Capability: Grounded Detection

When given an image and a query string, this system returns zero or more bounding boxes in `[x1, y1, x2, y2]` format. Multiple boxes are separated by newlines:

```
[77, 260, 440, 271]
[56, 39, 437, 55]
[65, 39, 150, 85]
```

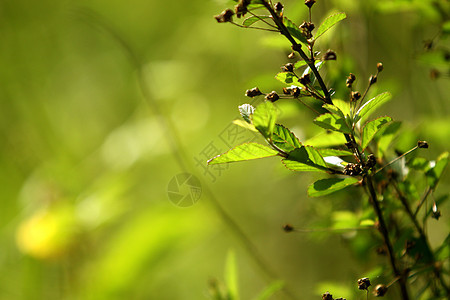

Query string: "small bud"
[417, 140, 429, 148]
[305, 0, 316, 8]
[374, 284, 388, 297]
[299, 21, 314, 39]
[344, 163, 362, 176]
[430, 69, 440, 80]
[323, 50, 337, 61]
[265, 91, 280, 102]
[346, 73, 356, 88]
[288, 52, 296, 59]
[377, 62, 384, 72]
[282, 63, 294, 72]
[282, 87, 291, 95]
[351, 91, 361, 102]
[357, 277, 371, 290]
[369, 75, 377, 85]
[322, 292, 333, 300]
[214, 9, 234, 23]
[299, 73, 311, 86]
[291, 87, 301, 98]
[282, 224, 294, 232]
[245, 87, 262, 98]
[274, 2, 283, 13]
[432, 202, 441, 220]
[235, 0, 251, 18]
[366, 154, 376, 170]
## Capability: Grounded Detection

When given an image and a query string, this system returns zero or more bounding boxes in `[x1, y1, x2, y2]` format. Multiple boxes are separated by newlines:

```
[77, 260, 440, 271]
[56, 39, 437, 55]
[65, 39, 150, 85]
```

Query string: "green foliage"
[252, 101, 278, 139]
[208, 143, 278, 165]
[314, 12, 347, 40]
[308, 177, 359, 197]
[272, 124, 302, 153]
[355, 92, 392, 123]
[361, 116, 392, 150]
[282, 146, 328, 172]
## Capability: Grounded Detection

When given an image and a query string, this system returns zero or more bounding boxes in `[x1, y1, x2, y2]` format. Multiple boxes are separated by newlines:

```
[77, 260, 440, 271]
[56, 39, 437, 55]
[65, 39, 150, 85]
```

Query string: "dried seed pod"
[322, 292, 333, 300]
[274, 2, 283, 14]
[366, 154, 376, 170]
[323, 50, 337, 61]
[346, 73, 356, 88]
[305, 0, 316, 8]
[265, 91, 280, 102]
[377, 62, 384, 72]
[245, 87, 262, 98]
[282, 224, 294, 232]
[282, 63, 294, 72]
[299, 73, 311, 86]
[288, 52, 296, 59]
[292, 87, 301, 97]
[417, 140, 429, 148]
[214, 9, 234, 23]
[374, 284, 388, 297]
[357, 277, 371, 290]
[369, 75, 378, 85]
[351, 91, 361, 101]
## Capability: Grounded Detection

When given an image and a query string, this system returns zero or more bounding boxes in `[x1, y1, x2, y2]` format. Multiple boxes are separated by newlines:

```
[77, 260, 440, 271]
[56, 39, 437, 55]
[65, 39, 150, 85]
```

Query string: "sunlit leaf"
[275, 72, 301, 86]
[314, 12, 347, 40]
[238, 103, 255, 124]
[304, 131, 347, 147]
[294, 59, 319, 69]
[272, 124, 302, 153]
[283, 17, 308, 45]
[232, 119, 258, 132]
[252, 101, 278, 139]
[282, 146, 328, 172]
[314, 113, 351, 134]
[243, 16, 271, 27]
[207, 143, 278, 165]
[426, 151, 449, 189]
[355, 92, 392, 122]
[376, 121, 402, 158]
[318, 149, 353, 157]
[361, 116, 392, 150]
[308, 177, 359, 197]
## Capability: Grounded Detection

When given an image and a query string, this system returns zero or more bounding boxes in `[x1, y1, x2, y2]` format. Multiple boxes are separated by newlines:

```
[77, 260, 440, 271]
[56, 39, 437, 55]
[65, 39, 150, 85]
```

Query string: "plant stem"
[365, 176, 410, 300]
[262, 1, 332, 104]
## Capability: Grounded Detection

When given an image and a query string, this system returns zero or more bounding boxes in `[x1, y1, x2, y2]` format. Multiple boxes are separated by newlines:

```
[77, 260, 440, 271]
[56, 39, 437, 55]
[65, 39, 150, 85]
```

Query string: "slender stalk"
[365, 176, 410, 300]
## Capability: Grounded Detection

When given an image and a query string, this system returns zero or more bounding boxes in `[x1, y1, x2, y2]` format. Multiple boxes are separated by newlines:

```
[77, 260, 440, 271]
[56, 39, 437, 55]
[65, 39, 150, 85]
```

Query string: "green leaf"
[294, 59, 319, 69]
[243, 16, 271, 27]
[322, 104, 345, 118]
[225, 250, 239, 300]
[238, 103, 255, 124]
[376, 121, 401, 158]
[318, 149, 353, 157]
[282, 146, 328, 172]
[332, 99, 351, 116]
[272, 124, 302, 153]
[252, 101, 278, 139]
[283, 17, 308, 45]
[314, 12, 347, 40]
[254, 281, 284, 300]
[407, 157, 429, 171]
[304, 131, 347, 148]
[314, 113, 351, 134]
[355, 92, 392, 122]
[232, 119, 258, 132]
[308, 177, 359, 197]
[426, 152, 449, 190]
[361, 116, 392, 150]
[275, 72, 301, 86]
[207, 143, 278, 165]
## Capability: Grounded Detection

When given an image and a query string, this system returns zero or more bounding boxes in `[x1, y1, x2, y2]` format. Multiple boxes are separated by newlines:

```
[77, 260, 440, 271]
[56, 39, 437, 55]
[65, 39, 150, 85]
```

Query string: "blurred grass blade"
[314, 12, 347, 40]
[361, 116, 392, 150]
[308, 177, 359, 197]
[253, 280, 284, 300]
[225, 250, 239, 300]
[208, 143, 278, 165]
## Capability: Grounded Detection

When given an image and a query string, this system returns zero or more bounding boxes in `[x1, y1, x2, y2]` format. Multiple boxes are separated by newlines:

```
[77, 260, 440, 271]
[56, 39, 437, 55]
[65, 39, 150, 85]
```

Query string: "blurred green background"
[0, 0, 448, 299]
